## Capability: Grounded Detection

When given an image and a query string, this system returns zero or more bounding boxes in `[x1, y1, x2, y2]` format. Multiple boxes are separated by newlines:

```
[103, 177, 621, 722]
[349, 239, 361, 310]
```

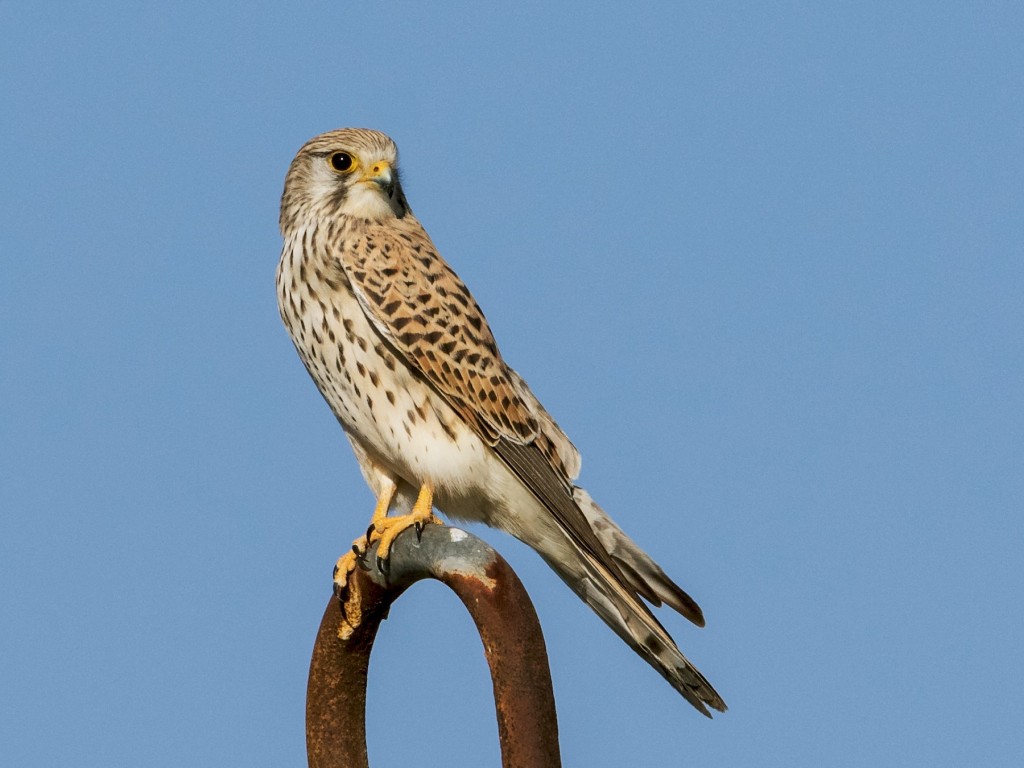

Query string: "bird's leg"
[372, 482, 441, 571]
[363, 478, 399, 547]
[333, 478, 397, 598]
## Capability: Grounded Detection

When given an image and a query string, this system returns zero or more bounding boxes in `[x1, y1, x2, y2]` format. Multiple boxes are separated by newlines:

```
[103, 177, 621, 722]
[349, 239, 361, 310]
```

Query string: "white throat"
[340, 182, 396, 220]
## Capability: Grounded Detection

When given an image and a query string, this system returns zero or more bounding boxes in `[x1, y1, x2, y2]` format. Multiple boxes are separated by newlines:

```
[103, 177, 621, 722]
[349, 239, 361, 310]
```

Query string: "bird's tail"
[539, 487, 726, 716]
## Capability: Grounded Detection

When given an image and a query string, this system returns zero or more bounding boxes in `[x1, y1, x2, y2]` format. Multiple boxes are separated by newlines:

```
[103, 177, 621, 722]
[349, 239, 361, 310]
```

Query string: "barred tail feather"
[574, 487, 707, 627]
[538, 488, 726, 716]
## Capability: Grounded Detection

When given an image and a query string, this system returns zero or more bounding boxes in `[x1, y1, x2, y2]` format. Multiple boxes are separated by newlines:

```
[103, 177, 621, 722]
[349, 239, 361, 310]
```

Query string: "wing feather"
[338, 221, 537, 444]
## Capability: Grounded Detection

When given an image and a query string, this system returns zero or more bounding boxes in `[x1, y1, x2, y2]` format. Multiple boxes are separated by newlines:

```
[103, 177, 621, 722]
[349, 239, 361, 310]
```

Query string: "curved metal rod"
[306, 524, 562, 768]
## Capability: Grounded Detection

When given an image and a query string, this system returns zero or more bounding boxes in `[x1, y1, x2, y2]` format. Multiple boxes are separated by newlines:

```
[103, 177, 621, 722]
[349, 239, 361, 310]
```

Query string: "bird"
[276, 128, 726, 716]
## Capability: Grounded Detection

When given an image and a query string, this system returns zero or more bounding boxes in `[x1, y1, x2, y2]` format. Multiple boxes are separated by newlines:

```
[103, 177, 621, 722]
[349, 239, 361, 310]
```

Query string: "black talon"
[415, 521, 424, 542]
[365, 523, 375, 544]
[376, 553, 390, 575]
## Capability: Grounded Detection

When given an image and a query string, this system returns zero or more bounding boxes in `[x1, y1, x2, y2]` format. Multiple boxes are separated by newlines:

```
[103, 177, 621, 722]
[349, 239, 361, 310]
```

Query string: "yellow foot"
[371, 512, 441, 571]
[331, 480, 441, 640]
[371, 482, 441, 572]
[332, 539, 370, 599]
[333, 476, 398, 598]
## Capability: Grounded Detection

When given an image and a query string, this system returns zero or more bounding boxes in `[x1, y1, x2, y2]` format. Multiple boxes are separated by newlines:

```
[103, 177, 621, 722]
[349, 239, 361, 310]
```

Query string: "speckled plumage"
[276, 128, 725, 716]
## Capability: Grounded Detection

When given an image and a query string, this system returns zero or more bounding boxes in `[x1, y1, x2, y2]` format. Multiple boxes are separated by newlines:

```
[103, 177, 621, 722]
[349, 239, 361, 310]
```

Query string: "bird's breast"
[276, 234, 492, 503]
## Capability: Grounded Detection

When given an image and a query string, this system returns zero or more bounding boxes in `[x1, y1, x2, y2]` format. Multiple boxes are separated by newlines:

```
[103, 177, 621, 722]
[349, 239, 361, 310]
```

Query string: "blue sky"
[2, 2, 1022, 765]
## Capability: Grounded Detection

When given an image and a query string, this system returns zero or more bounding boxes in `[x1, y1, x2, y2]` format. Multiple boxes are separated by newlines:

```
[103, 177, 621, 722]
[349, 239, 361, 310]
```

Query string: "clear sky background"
[2, 2, 1022, 766]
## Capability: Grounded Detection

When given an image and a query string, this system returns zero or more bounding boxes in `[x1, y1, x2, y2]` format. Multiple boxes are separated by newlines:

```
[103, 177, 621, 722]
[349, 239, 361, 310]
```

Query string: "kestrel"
[276, 128, 726, 716]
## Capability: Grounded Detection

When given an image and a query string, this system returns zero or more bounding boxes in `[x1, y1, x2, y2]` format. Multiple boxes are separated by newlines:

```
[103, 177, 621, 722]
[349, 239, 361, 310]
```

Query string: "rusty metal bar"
[306, 524, 562, 768]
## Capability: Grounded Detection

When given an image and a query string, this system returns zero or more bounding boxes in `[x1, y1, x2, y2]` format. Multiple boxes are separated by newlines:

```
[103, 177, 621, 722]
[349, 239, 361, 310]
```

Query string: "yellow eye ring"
[328, 152, 357, 173]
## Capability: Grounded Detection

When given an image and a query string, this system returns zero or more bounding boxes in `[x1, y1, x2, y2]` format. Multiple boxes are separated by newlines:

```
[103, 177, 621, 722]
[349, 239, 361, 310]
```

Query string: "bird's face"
[280, 128, 409, 233]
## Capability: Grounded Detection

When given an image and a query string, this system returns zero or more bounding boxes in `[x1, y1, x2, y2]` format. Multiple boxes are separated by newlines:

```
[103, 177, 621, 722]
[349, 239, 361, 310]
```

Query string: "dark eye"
[329, 152, 354, 172]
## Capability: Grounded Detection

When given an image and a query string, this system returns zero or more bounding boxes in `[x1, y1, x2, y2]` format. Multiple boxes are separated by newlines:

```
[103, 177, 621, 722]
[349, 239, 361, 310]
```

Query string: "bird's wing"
[336, 220, 626, 581]
[506, 368, 582, 481]
[337, 220, 727, 715]
[338, 221, 537, 444]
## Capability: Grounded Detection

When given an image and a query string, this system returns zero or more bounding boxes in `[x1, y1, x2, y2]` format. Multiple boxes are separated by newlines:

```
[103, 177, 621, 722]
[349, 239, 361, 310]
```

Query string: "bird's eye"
[329, 152, 355, 173]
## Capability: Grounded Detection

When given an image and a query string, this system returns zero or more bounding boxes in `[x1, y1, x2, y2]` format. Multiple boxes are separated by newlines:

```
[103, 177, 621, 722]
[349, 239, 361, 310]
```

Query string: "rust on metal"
[306, 524, 562, 768]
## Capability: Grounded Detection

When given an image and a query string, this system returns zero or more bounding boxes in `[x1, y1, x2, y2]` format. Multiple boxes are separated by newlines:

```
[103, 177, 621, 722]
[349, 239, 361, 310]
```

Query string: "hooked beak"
[362, 160, 396, 199]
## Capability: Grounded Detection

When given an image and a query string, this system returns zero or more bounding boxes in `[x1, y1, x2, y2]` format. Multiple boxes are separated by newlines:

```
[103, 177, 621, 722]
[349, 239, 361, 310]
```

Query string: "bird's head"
[280, 128, 409, 234]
